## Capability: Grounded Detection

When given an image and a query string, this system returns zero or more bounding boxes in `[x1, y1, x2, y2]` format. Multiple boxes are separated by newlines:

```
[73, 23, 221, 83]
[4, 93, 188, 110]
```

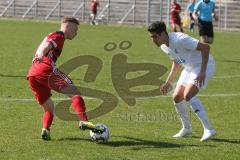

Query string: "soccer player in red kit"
[170, 0, 184, 32]
[91, 0, 100, 25]
[27, 17, 102, 140]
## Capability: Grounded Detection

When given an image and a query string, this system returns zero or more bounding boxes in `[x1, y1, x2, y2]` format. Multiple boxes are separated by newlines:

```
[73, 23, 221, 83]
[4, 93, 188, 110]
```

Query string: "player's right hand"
[160, 82, 173, 95]
[193, 13, 198, 20]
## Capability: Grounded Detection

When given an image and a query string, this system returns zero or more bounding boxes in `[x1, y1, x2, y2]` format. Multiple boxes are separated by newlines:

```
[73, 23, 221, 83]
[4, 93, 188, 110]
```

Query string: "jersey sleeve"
[194, 1, 201, 11]
[177, 34, 199, 51]
[187, 4, 191, 11]
[46, 33, 64, 49]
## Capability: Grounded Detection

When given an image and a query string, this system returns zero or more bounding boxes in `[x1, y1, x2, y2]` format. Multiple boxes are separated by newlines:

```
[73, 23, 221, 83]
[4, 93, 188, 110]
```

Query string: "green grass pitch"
[0, 19, 240, 160]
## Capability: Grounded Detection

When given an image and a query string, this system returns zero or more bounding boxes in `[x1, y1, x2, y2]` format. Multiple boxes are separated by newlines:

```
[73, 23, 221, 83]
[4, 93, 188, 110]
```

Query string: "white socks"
[188, 96, 212, 130]
[174, 101, 191, 129]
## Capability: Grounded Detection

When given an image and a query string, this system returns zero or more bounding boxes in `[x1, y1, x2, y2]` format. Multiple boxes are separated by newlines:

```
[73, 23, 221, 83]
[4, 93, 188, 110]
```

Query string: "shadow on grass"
[57, 137, 91, 142]
[0, 73, 25, 78]
[212, 138, 240, 144]
[191, 136, 240, 144]
[57, 135, 217, 150]
[102, 136, 187, 149]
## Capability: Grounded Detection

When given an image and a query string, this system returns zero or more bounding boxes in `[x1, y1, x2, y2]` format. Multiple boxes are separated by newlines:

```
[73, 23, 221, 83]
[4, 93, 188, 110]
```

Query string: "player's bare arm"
[161, 61, 181, 95]
[176, 9, 181, 13]
[193, 10, 198, 20]
[195, 42, 210, 87]
[33, 42, 52, 63]
[212, 10, 218, 21]
[171, 8, 181, 13]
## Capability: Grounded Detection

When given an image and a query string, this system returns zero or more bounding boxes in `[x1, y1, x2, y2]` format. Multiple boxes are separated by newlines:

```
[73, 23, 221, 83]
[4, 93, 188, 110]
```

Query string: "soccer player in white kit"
[147, 21, 216, 141]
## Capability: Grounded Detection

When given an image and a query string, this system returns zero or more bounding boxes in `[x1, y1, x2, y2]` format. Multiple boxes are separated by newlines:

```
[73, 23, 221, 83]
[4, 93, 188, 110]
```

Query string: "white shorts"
[176, 63, 215, 89]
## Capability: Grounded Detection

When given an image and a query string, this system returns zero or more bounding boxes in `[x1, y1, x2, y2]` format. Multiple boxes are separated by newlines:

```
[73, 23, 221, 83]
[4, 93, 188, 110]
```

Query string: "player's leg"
[91, 11, 96, 25]
[49, 69, 104, 133]
[190, 21, 195, 31]
[60, 84, 104, 133]
[171, 20, 177, 32]
[184, 85, 215, 141]
[201, 34, 213, 44]
[179, 24, 184, 33]
[66, 86, 88, 122]
[199, 21, 213, 44]
[41, 98, 55, 140]
[184, 64, 216, 141]
[206, 22, 214, 44]
[49, 70, 88, 122]
[189, 13, 194, 32]
[28, 76, 53, 140]
[172, 69, 192, 138]
[206, 37, 213, 44]
[198, 19, 209, 44]
[177, 18, 184, 33]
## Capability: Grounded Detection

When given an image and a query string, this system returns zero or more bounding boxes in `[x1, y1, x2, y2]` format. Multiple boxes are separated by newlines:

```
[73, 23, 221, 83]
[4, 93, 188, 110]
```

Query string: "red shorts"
[28, 69, 73, 105]
[170, 17, 181, 26]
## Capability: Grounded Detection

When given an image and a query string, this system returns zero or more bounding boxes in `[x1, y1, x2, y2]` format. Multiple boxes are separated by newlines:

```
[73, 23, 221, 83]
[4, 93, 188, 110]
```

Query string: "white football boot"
[173, 128, 192, 138]
[200, 129, 216, 142]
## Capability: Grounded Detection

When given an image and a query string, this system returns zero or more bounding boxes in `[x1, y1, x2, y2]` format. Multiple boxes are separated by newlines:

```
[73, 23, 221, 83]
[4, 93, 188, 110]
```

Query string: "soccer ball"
[90, 124, 109, 143]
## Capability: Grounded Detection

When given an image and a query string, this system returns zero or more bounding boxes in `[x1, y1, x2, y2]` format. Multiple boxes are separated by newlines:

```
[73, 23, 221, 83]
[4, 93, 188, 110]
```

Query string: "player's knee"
[208, 39, 213, 44]
[42, 98, 55, 113]
[202, 37, 213, 44]
[184, 93, 194, 102]
[71, 85, 81, 95]
[173, 93, 184, 103]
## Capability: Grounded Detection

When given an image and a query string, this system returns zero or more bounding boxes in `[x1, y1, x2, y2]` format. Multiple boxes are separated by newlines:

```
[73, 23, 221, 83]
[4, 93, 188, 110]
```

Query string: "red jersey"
[91, 0, 98, 12]
[170, 3, 181, 18]
[27, 31, 65, 78]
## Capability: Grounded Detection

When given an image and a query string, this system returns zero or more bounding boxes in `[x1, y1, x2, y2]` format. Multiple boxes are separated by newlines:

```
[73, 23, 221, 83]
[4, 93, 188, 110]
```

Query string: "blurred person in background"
[170, 0, 184, 32]
[187, 0, 196, 32]
[193, 0, 218, 44]
[91, 0, 100, 25]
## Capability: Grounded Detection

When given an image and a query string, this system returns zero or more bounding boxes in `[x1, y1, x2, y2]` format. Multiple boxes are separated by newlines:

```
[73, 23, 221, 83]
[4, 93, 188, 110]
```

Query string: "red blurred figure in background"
[91, 0, 100, 25]
[170, 0, 184, 32]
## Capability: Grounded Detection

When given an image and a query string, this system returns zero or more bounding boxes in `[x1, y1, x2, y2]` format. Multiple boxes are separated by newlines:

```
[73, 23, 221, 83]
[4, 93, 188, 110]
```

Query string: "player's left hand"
[194, 72, 206, 88]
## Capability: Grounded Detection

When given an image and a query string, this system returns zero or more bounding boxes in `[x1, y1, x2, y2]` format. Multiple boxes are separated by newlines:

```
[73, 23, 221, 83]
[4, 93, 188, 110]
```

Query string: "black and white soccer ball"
[90, 124, 109, 143]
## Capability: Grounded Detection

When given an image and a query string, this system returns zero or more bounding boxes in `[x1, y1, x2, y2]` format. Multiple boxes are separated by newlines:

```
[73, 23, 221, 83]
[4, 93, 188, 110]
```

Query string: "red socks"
[42, 111, 54, 130]
[72, 95, 88, 121]
[42, 95, 87, 131]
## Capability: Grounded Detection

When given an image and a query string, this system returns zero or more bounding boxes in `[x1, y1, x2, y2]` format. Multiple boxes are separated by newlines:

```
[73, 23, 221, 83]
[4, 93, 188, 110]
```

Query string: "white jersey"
[160, 32, 214, 69]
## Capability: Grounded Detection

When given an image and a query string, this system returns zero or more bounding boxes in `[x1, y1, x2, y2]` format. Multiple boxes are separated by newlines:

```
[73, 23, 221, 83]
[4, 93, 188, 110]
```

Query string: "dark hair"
[147, 21, 167, 35]
[203, 0, 210, 3]
[62, 16, 79, 25]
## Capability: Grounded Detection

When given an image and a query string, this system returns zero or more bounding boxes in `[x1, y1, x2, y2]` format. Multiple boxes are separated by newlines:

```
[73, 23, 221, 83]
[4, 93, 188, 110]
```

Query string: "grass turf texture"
[0, 19, 240, 160]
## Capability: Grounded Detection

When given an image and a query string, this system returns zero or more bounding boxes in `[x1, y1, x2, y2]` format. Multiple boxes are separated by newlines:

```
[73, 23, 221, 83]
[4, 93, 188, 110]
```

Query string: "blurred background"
[0, 0, 239, 31]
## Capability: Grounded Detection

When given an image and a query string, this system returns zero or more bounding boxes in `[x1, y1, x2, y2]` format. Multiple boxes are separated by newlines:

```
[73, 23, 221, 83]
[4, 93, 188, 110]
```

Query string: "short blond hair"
[61, 16, 79, 25]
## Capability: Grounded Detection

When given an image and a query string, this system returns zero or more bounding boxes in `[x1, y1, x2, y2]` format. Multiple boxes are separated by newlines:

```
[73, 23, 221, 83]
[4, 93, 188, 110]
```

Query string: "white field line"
[212, 75, 240, 79]
[0, 93, 240, 102]
[0, 75, 239, 102]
